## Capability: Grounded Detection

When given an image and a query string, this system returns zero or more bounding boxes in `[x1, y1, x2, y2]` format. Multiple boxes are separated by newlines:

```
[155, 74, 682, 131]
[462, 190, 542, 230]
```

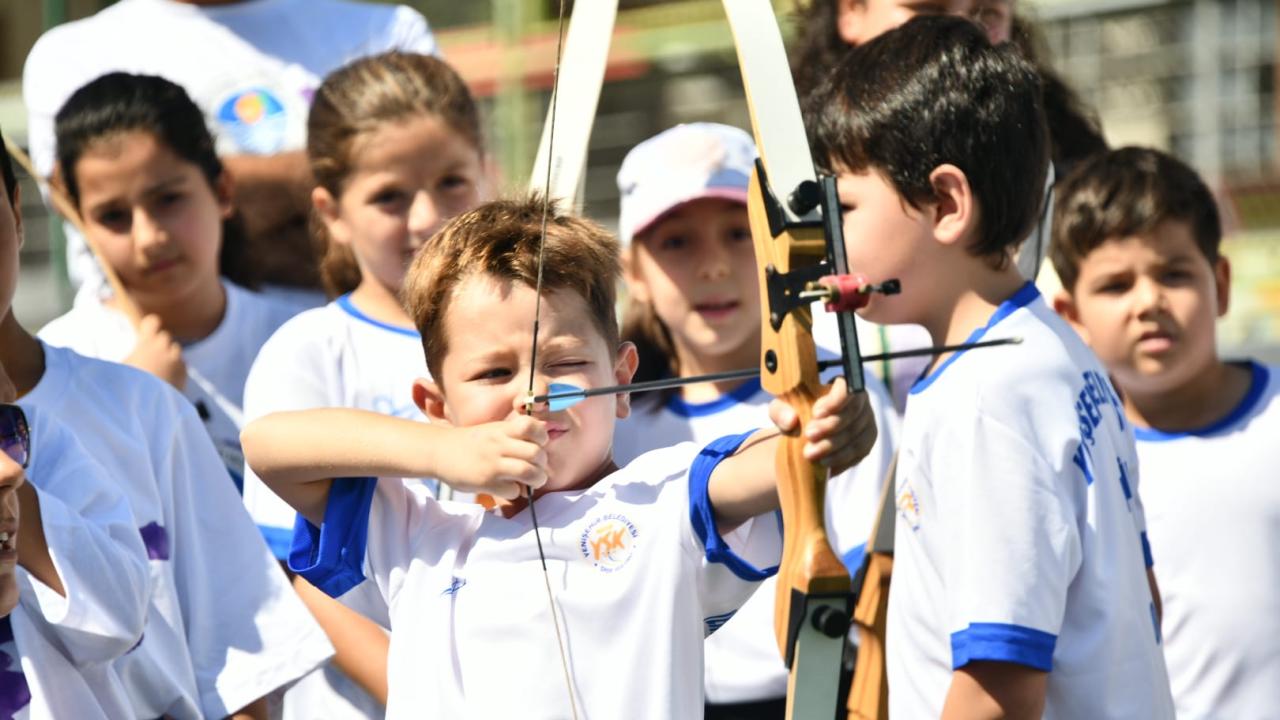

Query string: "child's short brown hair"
[1051, 147, 1222, 292]
[402, 195, 620, 380]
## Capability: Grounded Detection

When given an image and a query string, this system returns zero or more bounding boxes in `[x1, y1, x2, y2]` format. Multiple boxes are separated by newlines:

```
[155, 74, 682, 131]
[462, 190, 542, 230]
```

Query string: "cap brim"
[627, 188, 751, 243]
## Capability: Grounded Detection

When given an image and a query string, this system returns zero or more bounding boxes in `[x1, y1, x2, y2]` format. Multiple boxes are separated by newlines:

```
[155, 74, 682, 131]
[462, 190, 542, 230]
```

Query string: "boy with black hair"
[1051, 146, 1279, 719]
[805, 15, 1174, 718]
[245, 195, 879, 718]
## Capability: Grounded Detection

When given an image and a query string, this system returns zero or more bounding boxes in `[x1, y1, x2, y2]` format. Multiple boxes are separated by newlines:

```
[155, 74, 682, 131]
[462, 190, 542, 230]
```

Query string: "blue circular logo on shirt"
[217, 88, 288, 154]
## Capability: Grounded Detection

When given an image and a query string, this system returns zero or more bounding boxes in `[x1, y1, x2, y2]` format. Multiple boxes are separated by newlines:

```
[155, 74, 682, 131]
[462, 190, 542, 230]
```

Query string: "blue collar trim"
[665, 378, 764, 417]
[910, 282, 1040, 395]
[335, 294, 420, 338]
[1134, 361, 1269, 442]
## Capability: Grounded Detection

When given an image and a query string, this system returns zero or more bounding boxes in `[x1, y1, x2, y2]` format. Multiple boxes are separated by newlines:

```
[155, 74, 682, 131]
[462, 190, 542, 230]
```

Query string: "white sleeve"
[938, 409, 1083, 672]
[825, 373, 899, 569]
[686, 434, 784, 634]
[155, 390, 332, 717]
[241, 324, 336, 553]
[18, 417, 150, 666]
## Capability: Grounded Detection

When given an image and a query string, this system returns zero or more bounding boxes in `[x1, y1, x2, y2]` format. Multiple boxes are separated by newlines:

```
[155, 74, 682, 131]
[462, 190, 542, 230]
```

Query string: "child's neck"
[1123, 360, 1255, 433]
[674, 329, 762, 404]
[122, 276, 227, 344]
[349, 279, 414, 328]
[0, 312, 46, 397]
[494, 455, 618, 518]
[921, 262, 1027, 355]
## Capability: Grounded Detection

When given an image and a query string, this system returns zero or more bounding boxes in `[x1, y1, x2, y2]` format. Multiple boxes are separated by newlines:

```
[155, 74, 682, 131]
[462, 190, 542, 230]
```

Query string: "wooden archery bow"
[723, 3, 864, 718]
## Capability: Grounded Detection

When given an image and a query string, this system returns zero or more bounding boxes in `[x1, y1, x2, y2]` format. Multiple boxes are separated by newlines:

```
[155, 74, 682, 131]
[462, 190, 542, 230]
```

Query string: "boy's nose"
[132, 210, 167, 252]
[1134, 277, 1169, 315]
[697, 243, 732, 280]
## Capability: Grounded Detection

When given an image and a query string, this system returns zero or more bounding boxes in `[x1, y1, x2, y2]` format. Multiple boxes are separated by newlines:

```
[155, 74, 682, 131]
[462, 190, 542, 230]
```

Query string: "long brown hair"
[307, 52, 483, 298]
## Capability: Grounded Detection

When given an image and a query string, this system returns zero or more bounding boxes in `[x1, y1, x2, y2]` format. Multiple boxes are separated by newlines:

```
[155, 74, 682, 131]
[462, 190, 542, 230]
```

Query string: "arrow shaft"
[536, 337, 1020, 405]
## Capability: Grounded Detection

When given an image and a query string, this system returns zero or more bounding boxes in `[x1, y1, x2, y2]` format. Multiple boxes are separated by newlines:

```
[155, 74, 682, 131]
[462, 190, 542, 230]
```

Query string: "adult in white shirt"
[23, 0, 439, 300]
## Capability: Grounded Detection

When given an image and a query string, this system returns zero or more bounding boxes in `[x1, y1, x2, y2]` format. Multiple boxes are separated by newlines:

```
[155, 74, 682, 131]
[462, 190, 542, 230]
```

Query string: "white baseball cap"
[616, 122, 757, 245]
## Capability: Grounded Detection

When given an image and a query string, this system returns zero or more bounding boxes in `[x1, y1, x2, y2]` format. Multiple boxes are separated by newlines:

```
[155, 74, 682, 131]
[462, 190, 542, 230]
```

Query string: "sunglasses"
[0, 404, 29, 469]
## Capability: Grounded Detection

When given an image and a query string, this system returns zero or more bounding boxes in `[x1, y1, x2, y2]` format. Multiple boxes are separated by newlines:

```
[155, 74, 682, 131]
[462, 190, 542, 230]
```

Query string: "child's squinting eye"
[93, 208, 131, 230]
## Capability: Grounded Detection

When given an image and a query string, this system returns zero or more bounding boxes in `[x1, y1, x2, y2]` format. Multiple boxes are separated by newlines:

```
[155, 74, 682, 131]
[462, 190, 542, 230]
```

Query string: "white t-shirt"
[22, 0, 437, 295]
[242, 294, 430, 557]
[4, 408, 152, 716]
[813, 311, 932, 415]
[888, 283, 1174, 719]
[242, 295, 429, 720]
[22, 344, 333, 719]
[39, 281, 299, 490]
[1134, 361, 1280, 720]
[612, 359, 899, 704]
[291, 436, 782, 719]
[0, 607, 133, 720]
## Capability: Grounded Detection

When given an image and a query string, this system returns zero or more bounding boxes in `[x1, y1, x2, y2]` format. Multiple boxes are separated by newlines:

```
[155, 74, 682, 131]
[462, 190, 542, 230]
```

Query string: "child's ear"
[214, 170, 235, 220]
[1052, 290, 1091, 344]
[312, 186, 350, 246]
[614, 341, 640, 419]
[1213, 256, 1232, 317]
[835, 0, 868, 44]
[413, 377, 453, 426]
[927, 164, 976, 248]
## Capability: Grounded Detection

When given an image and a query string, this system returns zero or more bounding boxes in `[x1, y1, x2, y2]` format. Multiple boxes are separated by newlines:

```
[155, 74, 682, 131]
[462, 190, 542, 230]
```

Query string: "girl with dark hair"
[39, 72, 299, 488]
[240, 51, 485, 717]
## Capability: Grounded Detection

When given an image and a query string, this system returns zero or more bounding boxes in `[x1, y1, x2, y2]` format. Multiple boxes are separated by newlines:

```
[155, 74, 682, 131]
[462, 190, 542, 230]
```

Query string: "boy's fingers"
[490, 480, 522, 501]
[811, 378, 850, 418]
[768, 400, 798, 433]
[510, 416, 550, 445]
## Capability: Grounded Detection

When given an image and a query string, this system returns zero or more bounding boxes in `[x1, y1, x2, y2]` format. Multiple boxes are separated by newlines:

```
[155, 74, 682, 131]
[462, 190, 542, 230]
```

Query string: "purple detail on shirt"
[140, 522, 170, 561]
[0, 618, 32, 719]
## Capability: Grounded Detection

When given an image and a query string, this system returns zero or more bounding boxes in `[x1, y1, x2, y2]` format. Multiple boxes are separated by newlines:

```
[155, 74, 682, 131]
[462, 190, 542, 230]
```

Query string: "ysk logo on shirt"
[897, 480, 922, 532]
[579, 514, 639, 573]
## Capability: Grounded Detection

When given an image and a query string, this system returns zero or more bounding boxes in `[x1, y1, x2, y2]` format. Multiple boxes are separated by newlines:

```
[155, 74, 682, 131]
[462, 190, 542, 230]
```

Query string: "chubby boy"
[244, 196, 877, 718]
[804, 15, 1174, 719]
[1052, 146, 1280, 719]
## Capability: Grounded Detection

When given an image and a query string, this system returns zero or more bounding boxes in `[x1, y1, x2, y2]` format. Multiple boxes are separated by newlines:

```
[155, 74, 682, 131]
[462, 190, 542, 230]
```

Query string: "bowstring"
[527, 2, 579, 718]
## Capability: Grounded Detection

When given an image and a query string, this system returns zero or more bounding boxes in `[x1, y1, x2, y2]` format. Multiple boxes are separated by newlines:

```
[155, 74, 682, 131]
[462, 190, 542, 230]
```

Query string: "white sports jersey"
[242, 295, 429, 719]
[291, 437, 782, 719]
[613, 357, 899, 703]
[242, 295, 429, 557]
[1134, 361, 1280, 719]
[889, 284, 1174, 719]
[22, 344, 332, 719]
[0, 606, 133, 720]
[39, 281, 298, 490]
[813, 311, 931, 414]
[23, 0, 437, 299]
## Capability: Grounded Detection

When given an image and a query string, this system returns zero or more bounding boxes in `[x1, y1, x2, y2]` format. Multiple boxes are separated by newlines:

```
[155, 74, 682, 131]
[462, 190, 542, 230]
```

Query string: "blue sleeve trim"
[841, 543, 867, 574]
[258, 525, 294, 561]
[951, 622, 1057, 672]
[288, 477, 377, 598]
[1141, 531, 1154, 568]
[688, 431, 779, 582]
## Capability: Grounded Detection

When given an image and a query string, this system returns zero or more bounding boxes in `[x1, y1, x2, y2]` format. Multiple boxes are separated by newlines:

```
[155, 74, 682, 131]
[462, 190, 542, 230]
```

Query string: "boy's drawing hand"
[768, 378, 877, 475]
[437, 416, 548, 499]
[124, 314, 186, 390]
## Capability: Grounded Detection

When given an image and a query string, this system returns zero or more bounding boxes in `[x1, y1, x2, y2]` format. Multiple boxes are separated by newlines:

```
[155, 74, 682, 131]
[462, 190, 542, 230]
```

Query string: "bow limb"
[723, 3, 856, 718]
[527, 0, 619, 210]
